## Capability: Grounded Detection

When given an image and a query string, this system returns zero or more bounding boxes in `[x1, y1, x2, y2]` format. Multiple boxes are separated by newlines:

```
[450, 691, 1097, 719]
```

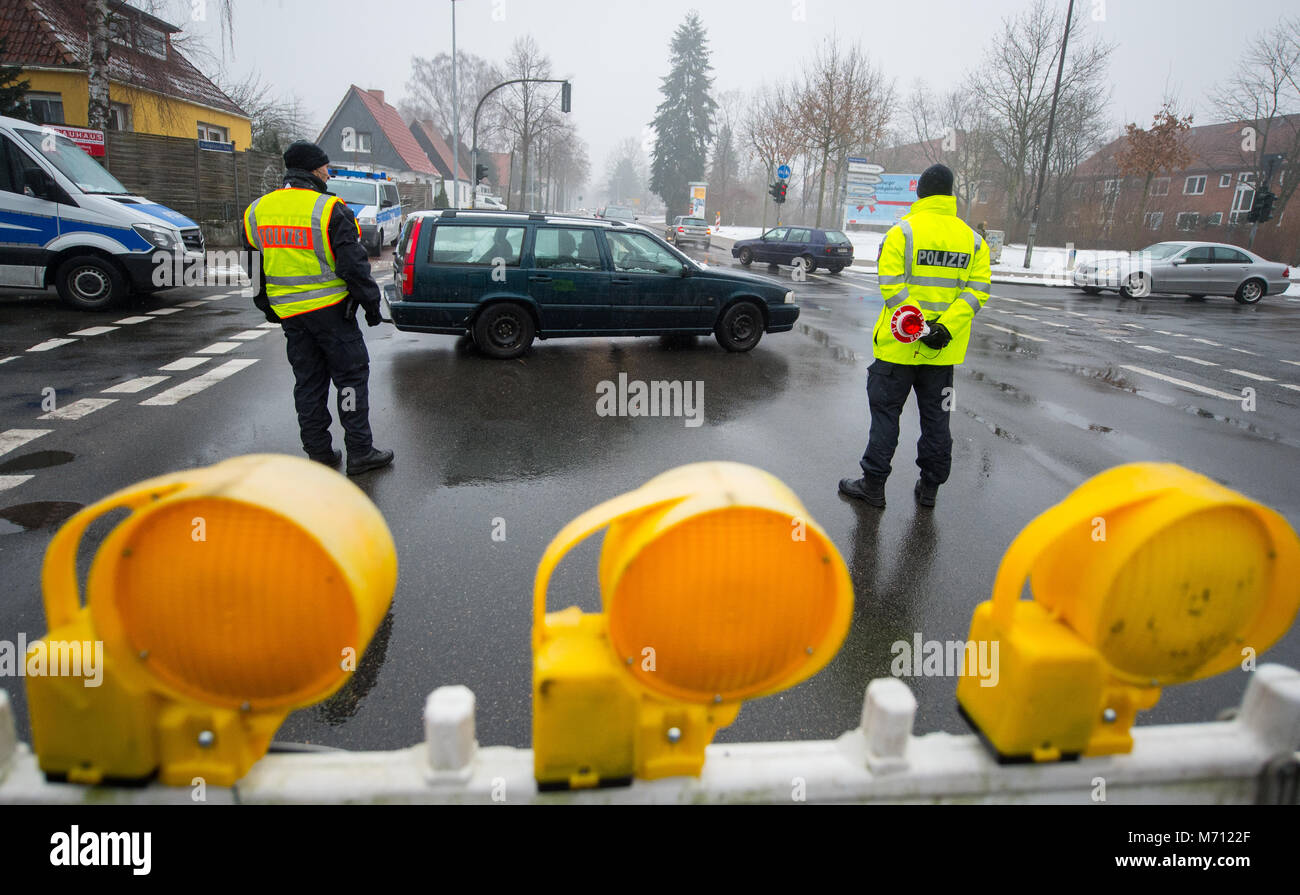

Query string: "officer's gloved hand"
[364, 305, 383, 327]
[919, 321, 952, 349]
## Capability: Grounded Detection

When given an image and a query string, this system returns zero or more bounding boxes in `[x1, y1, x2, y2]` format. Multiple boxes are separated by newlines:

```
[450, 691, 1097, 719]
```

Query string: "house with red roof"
[317, 86, 440, 187]
[408, 118, 472, 206]
[0, 0, 250, 144]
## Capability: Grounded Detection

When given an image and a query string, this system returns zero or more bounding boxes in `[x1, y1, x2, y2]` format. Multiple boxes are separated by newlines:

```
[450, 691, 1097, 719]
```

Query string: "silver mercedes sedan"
[1072, 241, 1292, 304]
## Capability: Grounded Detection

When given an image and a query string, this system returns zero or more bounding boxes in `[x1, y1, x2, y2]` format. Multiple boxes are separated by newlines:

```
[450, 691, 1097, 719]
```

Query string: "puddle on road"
[0, 450, 75, 474]
[0, 500, 83, 534]
[798, 323, 860, 363]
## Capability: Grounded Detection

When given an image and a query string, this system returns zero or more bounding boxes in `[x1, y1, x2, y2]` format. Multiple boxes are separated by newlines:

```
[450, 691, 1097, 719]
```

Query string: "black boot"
[839, 475, 886, 507]
[914, 478, 938, 507]
[347, 447, 395, 476]
[308, 449, 342, 468]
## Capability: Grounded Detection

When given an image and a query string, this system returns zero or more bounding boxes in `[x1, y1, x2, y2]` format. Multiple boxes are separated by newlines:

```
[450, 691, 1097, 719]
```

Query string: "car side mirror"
[23, 168, 54, 200]
[1170, 258, 1184, 265]
[381, 199, 395, 208]
[680, 265, 690, 278]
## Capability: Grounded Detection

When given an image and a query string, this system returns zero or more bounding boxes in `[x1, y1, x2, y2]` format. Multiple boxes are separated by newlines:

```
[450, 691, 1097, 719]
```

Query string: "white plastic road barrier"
[2, 666, 1297, 804]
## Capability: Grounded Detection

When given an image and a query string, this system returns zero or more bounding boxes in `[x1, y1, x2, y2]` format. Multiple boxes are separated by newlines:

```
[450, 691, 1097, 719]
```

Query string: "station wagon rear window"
[431, 225, 525, 266]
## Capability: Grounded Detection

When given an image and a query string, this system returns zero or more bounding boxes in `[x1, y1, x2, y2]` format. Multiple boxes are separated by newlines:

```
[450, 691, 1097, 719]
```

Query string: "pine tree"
[0, 38, 33, 121]
[708, 122, 737, 223]
[649, 12, 717, 223]
[433, 180, 450, 209]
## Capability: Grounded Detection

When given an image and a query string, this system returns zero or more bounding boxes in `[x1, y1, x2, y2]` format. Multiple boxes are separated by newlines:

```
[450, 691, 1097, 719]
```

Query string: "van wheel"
[738, 247, 753, 266]
[473, 303, 535, 359]
[55, 255, 128, 311]
[366, 234, 382, 257]
[1234, 279, 1264, 304]
[715, 300, 764, 352]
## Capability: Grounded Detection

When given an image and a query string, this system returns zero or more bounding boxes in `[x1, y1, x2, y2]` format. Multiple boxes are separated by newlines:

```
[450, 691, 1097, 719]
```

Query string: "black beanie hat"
[916, 163, 955, 199]
[283, 140, 330, 172]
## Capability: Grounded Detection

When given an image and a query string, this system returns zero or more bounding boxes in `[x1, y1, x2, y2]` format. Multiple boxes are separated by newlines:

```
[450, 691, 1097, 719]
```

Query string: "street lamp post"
[1024, 0, 1075, 269]
[451, 0, 460, 209]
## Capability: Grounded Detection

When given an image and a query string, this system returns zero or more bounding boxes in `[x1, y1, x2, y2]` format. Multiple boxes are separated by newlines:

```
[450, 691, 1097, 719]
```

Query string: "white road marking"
[68, 326, 118, 337]
[1227, 369, 1274, 382]
[140, 359, 257, 406]
[1122, 323, 1145, 329]
[177, 300, 205, 308]
[257, 322, 280, 329]
[1119, 365, 1239, 400]
[0, 356, 18, 365]
[1192, 337, 1221, 346]
[1281, 384, 1300, 392]
[1039, 321, 1068, 327]
[230, 329, 271, 340]
[27, 338, 77, 352]
[1135, 345, 1166, 353]
[1174, 355, 1218, 366]
[0, 429, 51, 457]
[113, 316, 153, 324]
[1066, 311, 1090, 318]
[39, 397, 117, 420]
[1229, 347, 1259, 356]
[197, 341, 239, 354]
[102, 375, 170, 394]
[1154, 330, 1172, 335]
[0, 475, 34, 492]
[159, 356, 210, 371]
[1281, 360, 1300, 367]
[997, 296, 1025, 304]
[983, 323, 1047, 343]
[147, 308, 183, 316]
[1014, 314, 1039, 321]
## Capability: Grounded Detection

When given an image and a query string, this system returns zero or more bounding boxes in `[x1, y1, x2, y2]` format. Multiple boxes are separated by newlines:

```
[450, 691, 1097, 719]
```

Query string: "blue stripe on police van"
[133, 203, 199, 229]
[0, 211, 59, 245]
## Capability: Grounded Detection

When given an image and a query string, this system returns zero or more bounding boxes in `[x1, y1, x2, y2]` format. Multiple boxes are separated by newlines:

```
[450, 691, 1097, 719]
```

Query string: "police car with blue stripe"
[326, 168, 403, 257]
[0, 114, 205, 311]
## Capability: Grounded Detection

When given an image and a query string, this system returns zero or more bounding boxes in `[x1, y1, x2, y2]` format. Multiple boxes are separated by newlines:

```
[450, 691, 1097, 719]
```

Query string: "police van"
[326, 167, 403, 257]
[0, 114, 205, 310]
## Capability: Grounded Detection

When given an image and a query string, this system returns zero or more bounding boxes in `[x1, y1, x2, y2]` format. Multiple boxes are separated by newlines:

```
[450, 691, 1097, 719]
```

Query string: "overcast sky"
[185, 0, 1295, 192]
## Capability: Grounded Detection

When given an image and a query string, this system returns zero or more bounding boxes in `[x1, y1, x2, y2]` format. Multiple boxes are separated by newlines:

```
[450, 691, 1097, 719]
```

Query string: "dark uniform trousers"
[860, 359, 954, 486]
[280, 301, 373, 456]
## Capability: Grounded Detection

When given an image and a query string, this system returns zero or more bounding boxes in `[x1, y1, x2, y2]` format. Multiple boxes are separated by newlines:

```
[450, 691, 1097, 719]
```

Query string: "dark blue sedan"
[731, 226, 855, 274]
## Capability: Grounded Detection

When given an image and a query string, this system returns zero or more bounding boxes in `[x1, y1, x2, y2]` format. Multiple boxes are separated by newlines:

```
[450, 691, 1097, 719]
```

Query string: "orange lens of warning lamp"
[27, 454, 397, 786]
[957, 463, 1300, 762]
[533, 462, 853, 787]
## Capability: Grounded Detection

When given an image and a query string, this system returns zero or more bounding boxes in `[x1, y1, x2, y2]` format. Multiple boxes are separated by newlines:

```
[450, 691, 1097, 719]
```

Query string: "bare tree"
[399, 52, 505, 151]
[217, 72, 312, 154]
[1211, 15, 1300, 222]
[743, 83, 804, 225]
[973, 0, 1114, 238]
[496, 37, 564, 212]
[907, 82, 996, 218]
[793, 38, 893, 227]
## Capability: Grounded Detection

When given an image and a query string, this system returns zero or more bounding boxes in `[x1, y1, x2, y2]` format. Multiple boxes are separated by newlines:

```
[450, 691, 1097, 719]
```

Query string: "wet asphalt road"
[1, 244, 1299, 752]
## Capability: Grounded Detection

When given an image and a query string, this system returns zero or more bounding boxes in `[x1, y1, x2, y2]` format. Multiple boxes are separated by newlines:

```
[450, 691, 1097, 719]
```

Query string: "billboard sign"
[689, 181, 707, 218]
[845, 173, 920, 226]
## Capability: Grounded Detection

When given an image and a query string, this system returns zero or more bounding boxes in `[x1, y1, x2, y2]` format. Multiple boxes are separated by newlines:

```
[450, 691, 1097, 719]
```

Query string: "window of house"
[1150, 177, 1169, 196]
[1239, 172, 1255, 183]
[1071, 182, 1083, 199]
[1184, 175, 1206, 195]
[108, 102, 133, 132]
[1144, 211, 1163, 230]
[975, 182, 990, 203]
[356, 132, 373, 153]
[1206, 212, 1223, 227]
[1175, 212, 1200, 230]
[136, 25, 166, 58]
[25, 92, 64, 125]
[1103, 178, 1120, 197]
[109, 17, 131, 44]
[1231, 182, 1254, 219]
[197, 123, 228, 143]
[1219, 173, 1232, 188]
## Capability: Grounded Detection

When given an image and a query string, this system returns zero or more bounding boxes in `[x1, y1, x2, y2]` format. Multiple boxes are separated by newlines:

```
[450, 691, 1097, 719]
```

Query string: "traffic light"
[957, 463, 1300, 763]
[561, 81, 571, 114]
[775, 181, 788, 204]
[475, 163, 490, 184]
[1248, 190, 1276, 223]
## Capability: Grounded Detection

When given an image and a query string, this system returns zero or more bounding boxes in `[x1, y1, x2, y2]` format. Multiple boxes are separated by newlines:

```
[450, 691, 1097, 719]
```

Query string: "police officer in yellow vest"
[840, 164, 990, 508]
[243, 141, 393, 476]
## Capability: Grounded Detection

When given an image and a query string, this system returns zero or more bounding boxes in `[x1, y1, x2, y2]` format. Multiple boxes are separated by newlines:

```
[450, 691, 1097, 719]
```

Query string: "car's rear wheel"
[1081, 286, 1102, 295]
[738, 247, 753, 266]
[54, 255, 129, 311]
[800, 253, 817, 273]
[473, 303, 535, 359]
[1119, 273, 1150, 299]
[827, 262, 844, 274]
[715, 300, 764, 352]
[1234, 278, 1265, 305]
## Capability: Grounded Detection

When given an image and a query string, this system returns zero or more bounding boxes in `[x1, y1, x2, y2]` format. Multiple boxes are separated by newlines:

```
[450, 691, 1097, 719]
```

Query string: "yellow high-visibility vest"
[871, 194, 992, 365]
[243, 188, 350, 318]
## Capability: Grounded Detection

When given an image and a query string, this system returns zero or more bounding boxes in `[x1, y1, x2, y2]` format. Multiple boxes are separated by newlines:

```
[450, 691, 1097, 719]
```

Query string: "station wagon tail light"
[401, 218, 423, 297]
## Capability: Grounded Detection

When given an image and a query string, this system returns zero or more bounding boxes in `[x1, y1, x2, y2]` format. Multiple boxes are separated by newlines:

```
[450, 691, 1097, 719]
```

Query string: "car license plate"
[837, 248, 848, 254]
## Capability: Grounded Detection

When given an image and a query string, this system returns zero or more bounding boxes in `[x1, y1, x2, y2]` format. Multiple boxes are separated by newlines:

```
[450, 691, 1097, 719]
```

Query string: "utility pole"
[761, 162, 771, 234]
[1024, 0, 1074, 269]
[1248, 153, 1284, 251]
[450, 0, 460, 209]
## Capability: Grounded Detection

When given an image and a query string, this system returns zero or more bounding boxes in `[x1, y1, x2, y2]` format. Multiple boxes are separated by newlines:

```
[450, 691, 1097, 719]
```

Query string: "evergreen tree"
[433, 181, 450, 209]
[708, 122, 737, 223]
[0, 39, 33, 121]
[649, 12, 717, 223]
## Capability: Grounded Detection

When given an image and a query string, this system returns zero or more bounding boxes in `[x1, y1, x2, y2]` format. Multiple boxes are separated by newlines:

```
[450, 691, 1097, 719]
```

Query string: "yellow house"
[1, 0, 250, 146]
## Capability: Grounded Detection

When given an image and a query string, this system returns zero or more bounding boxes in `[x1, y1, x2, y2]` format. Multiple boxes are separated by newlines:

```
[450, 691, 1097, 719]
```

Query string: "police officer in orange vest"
[243, 141, 394, 476]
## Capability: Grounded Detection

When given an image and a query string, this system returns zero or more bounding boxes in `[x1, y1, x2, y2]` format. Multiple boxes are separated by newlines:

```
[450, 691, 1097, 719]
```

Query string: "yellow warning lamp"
[26, 454, 396, 786]
[532, 462, 853, 789]
[957, 463, 1300, 762]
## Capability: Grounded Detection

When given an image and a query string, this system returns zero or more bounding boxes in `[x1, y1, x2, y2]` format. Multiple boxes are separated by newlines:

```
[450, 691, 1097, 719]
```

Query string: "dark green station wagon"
[385, 210, 799, 359]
